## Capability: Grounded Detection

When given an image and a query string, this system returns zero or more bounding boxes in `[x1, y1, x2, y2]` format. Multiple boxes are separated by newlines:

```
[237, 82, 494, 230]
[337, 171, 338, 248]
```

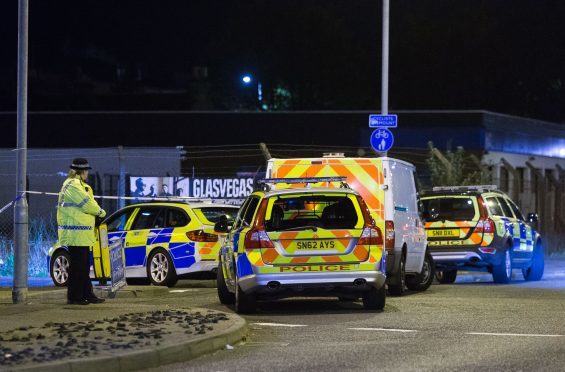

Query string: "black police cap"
[70, 158, 92, 170]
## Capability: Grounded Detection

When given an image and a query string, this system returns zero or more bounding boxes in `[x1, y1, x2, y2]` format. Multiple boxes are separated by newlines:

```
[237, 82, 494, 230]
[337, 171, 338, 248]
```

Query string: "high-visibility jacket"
[57, 176, 106, 246]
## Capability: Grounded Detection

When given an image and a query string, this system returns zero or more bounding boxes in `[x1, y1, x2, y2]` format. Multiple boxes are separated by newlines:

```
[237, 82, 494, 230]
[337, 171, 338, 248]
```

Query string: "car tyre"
[492, 248, 513, 284]
[217, 262, 235, 305]
[522, 241, 544, 281]
[235, 275, 255, 314]
[362, 285, 386, 310]
[388, 252, 406, 296]
[50, 250, 70, 287]
[147, 249, 178, 287]
[406, 251, 435, 291]
[436, 269, 457, 284]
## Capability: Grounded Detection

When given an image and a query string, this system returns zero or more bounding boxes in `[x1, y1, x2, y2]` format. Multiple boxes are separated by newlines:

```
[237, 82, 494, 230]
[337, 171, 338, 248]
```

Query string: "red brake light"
[358, 227, 383, 245]
[186, 230, 218, 242]
[244, 229, 275, 249]
[385, 220, 395, 252]
[474, 218, 495, 234]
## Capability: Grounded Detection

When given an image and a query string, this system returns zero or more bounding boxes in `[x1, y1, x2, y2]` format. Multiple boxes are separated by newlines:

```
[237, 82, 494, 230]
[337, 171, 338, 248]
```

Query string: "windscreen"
[422, 197, 477, 221]
[194, 207, 239, 224]
[265, 195, 359, 231]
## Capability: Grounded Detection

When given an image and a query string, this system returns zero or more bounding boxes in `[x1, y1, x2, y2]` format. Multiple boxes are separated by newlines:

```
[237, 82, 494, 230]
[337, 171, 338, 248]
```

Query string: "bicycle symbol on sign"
[373, 129, 389, 139]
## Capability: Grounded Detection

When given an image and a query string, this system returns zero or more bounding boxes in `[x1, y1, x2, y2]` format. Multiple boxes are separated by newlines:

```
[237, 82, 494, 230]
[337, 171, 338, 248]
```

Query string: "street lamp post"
[381, 0, 389, 116]
[241, 74, 263, 109]
[13, 0, 29, 304]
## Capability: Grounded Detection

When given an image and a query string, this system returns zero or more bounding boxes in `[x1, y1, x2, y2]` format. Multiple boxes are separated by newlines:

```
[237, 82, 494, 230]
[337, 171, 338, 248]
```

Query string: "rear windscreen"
[422, 197, 477, 221]
[265, 195, 360, 231]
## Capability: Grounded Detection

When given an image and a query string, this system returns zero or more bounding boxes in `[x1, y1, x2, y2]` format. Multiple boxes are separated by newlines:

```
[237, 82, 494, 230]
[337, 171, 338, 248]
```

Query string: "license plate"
[295, 240, 336, 250]
[427, 229, 459, 238]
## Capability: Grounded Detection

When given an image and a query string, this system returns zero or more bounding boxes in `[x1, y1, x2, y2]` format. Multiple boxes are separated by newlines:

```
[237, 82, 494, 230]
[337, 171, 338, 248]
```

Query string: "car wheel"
[217, 259, 235, 305]
[436, 269, 457, 284]
[147, 249, 178, 287]
[522, 241, 544, 281]
[235, 275, 255, 314]
[362, 285, 386, 310]
[388, 252, 406, 296]
[51, 250, 70, 287]
[406, 251, 435, 291]
[492, 247, 513, 284]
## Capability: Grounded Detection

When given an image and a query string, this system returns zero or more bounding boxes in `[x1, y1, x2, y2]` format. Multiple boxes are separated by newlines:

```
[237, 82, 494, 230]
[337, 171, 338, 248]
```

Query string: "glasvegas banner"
[129, 176, 254, 199]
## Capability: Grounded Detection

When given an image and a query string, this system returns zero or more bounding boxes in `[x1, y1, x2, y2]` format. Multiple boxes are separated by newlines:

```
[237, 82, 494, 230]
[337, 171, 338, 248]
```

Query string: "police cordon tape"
[0, 191, 243, 215]
[0, 192, 25, 215]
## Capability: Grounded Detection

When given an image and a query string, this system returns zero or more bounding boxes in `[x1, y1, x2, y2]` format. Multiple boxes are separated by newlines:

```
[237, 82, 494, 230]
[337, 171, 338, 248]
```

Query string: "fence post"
[118, 146, 126, 210]
[526, 161, 547, 234]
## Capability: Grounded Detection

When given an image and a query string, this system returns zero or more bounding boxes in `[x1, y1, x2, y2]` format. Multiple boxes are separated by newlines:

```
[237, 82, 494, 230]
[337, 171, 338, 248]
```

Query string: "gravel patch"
[0, 309, 229, 368]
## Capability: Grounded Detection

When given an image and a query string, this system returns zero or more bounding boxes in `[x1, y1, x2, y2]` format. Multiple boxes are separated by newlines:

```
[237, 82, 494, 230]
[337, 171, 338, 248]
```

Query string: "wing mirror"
[214, 215, 232, 233]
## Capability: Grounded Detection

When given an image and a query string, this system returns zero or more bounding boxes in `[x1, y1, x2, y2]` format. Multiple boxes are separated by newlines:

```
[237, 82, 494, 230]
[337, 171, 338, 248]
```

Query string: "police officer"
[57, 158, 106, 305]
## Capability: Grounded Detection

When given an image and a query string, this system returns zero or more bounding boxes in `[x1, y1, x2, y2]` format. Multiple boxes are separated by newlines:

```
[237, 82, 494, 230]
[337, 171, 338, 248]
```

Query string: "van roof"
[268, 156, 415, 169]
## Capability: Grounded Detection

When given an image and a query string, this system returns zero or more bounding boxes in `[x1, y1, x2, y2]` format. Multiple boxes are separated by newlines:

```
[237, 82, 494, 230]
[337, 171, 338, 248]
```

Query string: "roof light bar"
[432, 185, 498, 192]
[259, 177, 347, 184]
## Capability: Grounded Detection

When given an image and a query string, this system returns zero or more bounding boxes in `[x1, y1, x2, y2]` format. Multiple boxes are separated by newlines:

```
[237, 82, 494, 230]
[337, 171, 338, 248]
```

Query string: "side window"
[485, 197, 503, 217]
[506, 199, 525, 221]
[242, 197, 260, 226]
[232, 197, 252, 229]
[496, 197, 514, 218]
[106, 208, 137, 232]
[131, 207, 165, 230]
[165, 208, 190, 228]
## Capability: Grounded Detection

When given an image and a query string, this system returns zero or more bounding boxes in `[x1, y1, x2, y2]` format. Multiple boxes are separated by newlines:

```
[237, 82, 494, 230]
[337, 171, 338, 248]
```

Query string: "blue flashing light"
[242, 75, 252, 84]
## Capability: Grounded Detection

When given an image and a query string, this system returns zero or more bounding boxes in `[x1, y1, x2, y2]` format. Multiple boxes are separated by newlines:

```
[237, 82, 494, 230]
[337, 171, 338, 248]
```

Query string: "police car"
[214, 177, 387, 313]
[49, 201, 239, 287]
[421, 185, 544, 284]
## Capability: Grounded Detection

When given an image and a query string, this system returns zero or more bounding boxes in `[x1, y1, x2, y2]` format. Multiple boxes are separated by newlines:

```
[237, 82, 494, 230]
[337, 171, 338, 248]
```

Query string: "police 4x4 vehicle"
[214, 177, 387, 313]
[49, 201, 239, 287]
[421, 185, 544, 284]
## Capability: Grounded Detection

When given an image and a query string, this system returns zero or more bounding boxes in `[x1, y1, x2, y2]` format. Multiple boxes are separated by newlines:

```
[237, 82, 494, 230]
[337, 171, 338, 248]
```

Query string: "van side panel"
[383, 159, 426, 273]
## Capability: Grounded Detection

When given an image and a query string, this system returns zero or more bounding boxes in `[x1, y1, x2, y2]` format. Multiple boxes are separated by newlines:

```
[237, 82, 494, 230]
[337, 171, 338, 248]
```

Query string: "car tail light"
[244, 229, 275, 249]
[474, 218, 495, 234]
[479, 247, 496, 254]
[358, 227, 383, 245]
[385, 220, 395, 252]
[186, 230, 218, 242]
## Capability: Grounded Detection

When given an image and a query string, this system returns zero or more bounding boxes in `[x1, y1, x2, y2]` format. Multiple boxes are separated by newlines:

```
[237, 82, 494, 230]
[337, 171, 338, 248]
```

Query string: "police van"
[266, 155, 434, 295]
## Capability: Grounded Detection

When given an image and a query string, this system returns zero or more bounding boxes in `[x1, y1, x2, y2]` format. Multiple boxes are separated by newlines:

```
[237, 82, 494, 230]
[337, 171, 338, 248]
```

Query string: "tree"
[426, 142, 491, 187]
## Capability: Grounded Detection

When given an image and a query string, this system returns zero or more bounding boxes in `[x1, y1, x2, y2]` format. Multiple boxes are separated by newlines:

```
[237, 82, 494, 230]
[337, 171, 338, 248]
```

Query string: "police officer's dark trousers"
[67, 246, 94, 301]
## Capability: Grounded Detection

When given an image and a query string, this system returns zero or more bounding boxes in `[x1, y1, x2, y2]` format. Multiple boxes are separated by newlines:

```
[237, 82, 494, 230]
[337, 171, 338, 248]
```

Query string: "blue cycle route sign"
[369, 114, 398, 128]
[370, 128, 394, 152]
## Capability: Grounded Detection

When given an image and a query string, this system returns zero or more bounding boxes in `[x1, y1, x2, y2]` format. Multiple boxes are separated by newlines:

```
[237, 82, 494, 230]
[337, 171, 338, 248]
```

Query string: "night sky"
[1, 1, 564, 123]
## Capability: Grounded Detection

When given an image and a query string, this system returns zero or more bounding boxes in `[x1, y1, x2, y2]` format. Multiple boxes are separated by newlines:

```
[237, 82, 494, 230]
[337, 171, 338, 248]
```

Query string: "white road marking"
[467, 332, 564, 338]
[348, 327, 417, 333]
[169, 289, 200, 293]
[252, 322, 307, 328]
